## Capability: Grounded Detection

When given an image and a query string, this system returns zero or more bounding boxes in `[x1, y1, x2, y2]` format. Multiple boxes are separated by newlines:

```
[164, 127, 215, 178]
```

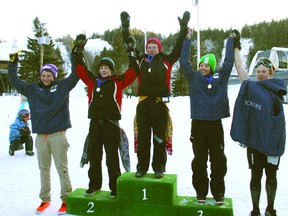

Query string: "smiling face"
[146, 42, 159, 56]
[255, 58, 274, 81]
[199, 63, 212, 76]
[40, 70, 55, 86]
[255, 64, 273, 81]
[99, 64, 112, 78]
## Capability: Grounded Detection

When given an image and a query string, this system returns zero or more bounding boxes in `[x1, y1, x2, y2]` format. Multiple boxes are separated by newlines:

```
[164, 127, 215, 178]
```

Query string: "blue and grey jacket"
[8, 62, 79, 134]
[230, 79, 287, 156]
[9, 117, 29, 142]
[179, 37, 234, 120]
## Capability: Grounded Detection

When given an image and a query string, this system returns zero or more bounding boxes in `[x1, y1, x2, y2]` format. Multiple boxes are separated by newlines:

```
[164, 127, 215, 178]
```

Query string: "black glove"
[121, 11, 130, 32]
[178, 11, 190, 31]
[125, 36, 137, 57]
[20, 126, 31, 136]
[9, 50, 23, 63]
[230, 29, 241, 50]
[72, 34, 87, 54]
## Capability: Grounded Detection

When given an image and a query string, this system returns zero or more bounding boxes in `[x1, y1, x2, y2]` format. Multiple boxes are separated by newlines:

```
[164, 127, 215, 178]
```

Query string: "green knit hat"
[199, 53, 217, 73]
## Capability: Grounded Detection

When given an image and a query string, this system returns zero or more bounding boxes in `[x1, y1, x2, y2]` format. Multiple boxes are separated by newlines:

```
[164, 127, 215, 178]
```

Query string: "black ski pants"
[88, 119, 121, 193]
[136, 98, 168, 172]
[190, 119, 227, 198]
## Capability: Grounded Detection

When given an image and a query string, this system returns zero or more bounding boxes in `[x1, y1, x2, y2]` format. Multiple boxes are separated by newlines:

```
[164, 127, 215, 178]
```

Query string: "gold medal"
[148, 68, 151, 72]
[208, 84, 212, 89]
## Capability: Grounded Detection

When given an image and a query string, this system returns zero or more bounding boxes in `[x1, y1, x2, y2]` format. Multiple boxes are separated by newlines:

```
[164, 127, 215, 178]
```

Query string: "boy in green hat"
[180, 28, 237, 205]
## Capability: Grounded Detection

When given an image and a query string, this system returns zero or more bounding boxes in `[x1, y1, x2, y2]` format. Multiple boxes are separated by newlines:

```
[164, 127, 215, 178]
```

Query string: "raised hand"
[72, 34, 88, 54]
[230, 29, 241, 50]
[178, 11, 190, 31]
[9, 50, 23, 63]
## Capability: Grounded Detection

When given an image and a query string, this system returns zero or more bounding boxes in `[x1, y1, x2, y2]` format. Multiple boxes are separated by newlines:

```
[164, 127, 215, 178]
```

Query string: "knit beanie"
[99, 57, 115, 71]
[146, 37, 163, 52]
[40, 64, 58, 79]
[199, 54, 217, 73]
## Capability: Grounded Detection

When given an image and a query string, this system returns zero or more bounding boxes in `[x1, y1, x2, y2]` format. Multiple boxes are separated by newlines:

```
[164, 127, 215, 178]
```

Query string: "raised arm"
[234, 48, 249, 82]
[232, 30, 249, 82]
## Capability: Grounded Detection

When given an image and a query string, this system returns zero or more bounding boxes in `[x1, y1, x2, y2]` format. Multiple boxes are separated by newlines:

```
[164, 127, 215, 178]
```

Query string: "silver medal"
[208, 84, 212, 89]
[148, 68, 151, 72]
[96, 87, 100, 92]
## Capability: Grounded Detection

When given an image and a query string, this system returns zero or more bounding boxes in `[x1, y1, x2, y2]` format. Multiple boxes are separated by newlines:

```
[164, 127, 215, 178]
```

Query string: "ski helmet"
[18, 109, 30, 120]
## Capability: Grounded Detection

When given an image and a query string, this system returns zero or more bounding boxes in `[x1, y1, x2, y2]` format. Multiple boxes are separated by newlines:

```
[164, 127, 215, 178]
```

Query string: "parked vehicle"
[248, 47, 288, 80]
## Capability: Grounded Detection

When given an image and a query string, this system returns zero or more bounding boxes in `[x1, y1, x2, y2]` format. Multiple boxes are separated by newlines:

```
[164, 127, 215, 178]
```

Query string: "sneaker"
[196, 195, 206, 203]
[9, 148, 14, 156]
[265, 209, 277, 216]
[110, 191, 117, 199]
[135, 171, 146, 178]
[58, 202, 66, 215]
[36, 202, 50, 214]
[154, 171, 164, 178]
[84, 188, 100, 196]
[26, 151, 34, 156]
[214, 196, 225, 205]
[249, 210, 262, 216]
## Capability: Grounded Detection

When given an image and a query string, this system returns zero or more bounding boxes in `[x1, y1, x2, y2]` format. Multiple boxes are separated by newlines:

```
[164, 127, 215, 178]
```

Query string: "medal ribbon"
[97, 78, 106, 88]
[204, 75, 213, 84]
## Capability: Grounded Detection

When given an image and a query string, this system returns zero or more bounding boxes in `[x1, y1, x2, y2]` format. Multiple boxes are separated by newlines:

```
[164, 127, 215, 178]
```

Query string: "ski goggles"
[255, 58, 274, 69]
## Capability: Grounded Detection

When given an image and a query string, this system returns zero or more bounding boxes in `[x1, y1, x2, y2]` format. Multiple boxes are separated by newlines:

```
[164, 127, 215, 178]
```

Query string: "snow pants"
[35, 131, 72, 202]
[136, 97, 168, 172]
[88, 119, 121, 194]
[190, 119, 227, 198]
[10, 135, 33, 152]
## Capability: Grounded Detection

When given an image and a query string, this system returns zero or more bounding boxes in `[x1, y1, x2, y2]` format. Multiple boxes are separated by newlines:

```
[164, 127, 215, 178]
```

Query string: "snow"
[0, 82, 288, 216]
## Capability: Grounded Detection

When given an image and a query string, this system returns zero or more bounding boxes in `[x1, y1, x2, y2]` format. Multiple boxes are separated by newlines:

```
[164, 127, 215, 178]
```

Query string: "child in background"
[9, 108, 34, 156]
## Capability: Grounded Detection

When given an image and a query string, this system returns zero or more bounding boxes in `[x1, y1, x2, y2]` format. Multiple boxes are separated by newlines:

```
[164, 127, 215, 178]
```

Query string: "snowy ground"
[0, 81, 287, 216]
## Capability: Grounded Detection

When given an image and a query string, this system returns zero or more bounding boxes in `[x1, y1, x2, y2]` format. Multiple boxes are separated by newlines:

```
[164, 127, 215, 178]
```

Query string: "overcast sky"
[1, 0, 287, 42]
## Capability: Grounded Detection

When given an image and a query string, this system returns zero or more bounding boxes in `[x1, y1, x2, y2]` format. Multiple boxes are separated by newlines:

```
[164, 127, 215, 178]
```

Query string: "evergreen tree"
[18, 17, 66, 83]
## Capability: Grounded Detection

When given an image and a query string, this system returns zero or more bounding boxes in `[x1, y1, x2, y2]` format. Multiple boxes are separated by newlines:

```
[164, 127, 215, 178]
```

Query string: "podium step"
[66, 172, 234, 216]
[117, 172, 177, 205]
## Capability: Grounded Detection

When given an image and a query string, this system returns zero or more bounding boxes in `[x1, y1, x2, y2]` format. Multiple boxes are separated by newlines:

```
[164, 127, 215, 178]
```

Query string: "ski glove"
[124, 36, 136, 54]
[9, 50, 23, 63]
[72, 34, 87, 54]
[121, 11, 130, 30]
[230, 29, 241, 50]
[20, 126, 31, 136]
[178, 11, 190, 31]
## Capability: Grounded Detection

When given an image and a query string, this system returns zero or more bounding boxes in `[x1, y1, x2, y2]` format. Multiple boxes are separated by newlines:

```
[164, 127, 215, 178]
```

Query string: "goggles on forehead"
[255, 58, 273, 69]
